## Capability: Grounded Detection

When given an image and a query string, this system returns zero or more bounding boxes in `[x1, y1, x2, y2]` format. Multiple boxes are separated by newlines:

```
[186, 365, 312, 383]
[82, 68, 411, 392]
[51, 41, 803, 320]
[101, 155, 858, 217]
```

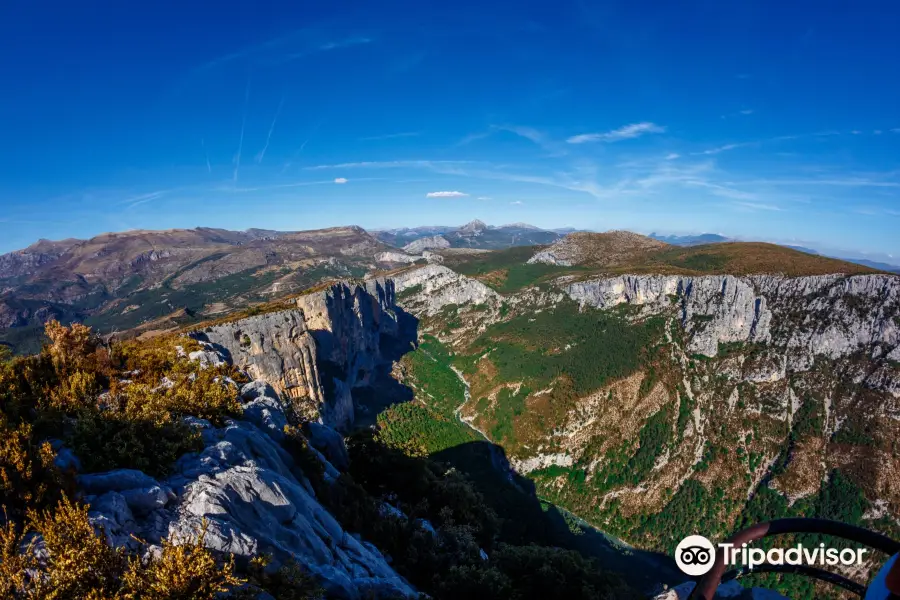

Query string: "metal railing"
[687, 518, 900, 600]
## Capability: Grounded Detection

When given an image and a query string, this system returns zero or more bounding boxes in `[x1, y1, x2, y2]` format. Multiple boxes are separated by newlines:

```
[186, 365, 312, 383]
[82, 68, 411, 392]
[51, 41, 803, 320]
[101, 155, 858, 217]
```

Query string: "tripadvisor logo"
[675, 535, 869, 576]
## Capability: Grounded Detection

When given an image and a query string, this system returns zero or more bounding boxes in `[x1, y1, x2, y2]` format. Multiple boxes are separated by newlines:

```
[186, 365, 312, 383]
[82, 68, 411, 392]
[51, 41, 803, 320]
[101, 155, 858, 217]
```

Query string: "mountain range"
[1, 221, 894, 355]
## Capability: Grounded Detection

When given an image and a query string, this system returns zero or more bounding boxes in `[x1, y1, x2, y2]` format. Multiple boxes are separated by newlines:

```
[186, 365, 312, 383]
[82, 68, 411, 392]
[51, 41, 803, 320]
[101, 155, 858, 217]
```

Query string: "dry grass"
[526, 234, 879, 277]
[537, 231, 669, 268]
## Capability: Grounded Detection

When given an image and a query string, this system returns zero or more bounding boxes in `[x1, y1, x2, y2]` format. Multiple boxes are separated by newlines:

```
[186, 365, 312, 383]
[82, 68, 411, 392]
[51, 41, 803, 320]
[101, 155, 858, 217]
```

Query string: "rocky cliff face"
[402, 235, 450, 254]
[565, 273, 900, 365]
[295, 279, 400, 429]
[195, 310, 325, 421]
[195, 279, 402, 431]
[392, 263, 900, 597]
[393, 264, 501, 315]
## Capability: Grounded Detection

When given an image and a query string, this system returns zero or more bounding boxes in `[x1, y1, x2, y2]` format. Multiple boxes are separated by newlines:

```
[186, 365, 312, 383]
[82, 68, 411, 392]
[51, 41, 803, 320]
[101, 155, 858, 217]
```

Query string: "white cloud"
[477, 196, 492, 200]
[567, 122, 666, 144]
[426, 191, 468, 198]
[665, 153, 680, 160]
[739, 109, 755, 115]
[693, 143, 748, 156]
[510, 200, 523, 205]
[334, 177, 348, 184]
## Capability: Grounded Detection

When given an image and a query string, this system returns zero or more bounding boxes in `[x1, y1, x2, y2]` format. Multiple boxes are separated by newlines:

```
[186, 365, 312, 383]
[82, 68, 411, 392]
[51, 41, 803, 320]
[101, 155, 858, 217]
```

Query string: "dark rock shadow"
[351, 306, 419, 429]
[431, 441, 683, 593]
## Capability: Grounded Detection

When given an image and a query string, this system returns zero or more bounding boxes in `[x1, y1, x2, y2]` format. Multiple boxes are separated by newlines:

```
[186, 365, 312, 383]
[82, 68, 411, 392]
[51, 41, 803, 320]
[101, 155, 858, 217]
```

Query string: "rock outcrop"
[295, 279, 400, 429]
[376, 251, 421, 264]
[79, 376, 415, 599]
[393, 264, 501, 315]
[565, 273, 900, 363]
[194, 279, 402, 431]
[528, 231, 668, 267]
[195, 310, 325, 419]
[402, 235, 450, 254]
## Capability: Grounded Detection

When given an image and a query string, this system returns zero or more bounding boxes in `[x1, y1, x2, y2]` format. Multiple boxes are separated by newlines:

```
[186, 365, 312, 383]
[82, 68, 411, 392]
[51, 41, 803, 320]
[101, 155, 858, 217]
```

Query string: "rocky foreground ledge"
[70, 346, 416, 599]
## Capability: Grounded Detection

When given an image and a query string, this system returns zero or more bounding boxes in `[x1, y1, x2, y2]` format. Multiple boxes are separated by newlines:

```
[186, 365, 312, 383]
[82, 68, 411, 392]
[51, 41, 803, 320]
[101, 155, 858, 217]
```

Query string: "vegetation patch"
[469, 301, 664, 396]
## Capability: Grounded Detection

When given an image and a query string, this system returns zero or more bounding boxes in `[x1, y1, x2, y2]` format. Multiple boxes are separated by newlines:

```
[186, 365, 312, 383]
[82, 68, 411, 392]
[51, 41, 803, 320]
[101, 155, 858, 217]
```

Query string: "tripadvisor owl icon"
[675, 535, 716, 576]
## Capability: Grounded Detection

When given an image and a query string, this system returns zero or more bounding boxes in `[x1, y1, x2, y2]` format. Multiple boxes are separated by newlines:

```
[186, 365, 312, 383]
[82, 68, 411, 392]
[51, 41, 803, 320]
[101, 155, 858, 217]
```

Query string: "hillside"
[375, 220, 561, 251]
[0, 226, 417, 353]
[529, 232, 879, 276]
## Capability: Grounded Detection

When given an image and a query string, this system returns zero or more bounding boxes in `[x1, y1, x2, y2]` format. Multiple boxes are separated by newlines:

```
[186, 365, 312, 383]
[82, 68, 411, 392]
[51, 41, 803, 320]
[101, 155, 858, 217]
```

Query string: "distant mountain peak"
[499, 222, 542, 231]
[458, 219, 488, 234]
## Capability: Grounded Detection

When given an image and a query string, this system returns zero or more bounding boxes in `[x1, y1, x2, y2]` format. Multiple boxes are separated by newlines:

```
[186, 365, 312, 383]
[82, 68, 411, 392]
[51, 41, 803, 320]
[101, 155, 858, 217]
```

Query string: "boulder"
[306, 422, 350, 470]
[242, 395, 289, 442]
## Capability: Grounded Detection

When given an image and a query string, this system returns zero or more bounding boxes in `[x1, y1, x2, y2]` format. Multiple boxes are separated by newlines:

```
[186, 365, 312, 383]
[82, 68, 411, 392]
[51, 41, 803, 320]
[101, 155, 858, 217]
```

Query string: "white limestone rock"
[402, 235, 450, 254]
[77, 405, 414, 599]
[392, 265, 500, 315]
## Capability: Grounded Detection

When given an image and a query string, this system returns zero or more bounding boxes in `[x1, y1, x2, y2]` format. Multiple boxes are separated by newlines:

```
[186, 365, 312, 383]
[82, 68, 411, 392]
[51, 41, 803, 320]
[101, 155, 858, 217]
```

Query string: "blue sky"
[1, 0, 899, 260]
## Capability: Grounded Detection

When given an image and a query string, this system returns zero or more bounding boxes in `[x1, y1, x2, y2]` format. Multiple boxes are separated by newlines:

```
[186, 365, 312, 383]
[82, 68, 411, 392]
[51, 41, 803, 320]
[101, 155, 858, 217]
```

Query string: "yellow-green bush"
[0, 321, 243, 515]
[0, 497, 244, 600]
[0, 322, 328, 600]
[0, 418, 67, 516]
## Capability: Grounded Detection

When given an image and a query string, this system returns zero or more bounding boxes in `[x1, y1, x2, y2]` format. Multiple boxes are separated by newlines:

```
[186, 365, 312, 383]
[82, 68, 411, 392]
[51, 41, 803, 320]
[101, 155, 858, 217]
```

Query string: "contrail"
[256, 95, 285, 164]
[201, 138, 212, 173]
[281, 119, 324, 173]
[233, 76, 251, 184]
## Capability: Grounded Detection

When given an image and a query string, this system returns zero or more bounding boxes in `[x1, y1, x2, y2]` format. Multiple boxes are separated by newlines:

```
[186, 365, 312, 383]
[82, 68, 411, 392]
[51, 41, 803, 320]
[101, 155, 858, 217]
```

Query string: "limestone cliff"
[195, 310, 325, 420]
[295, 279, 400, 429]
[194, 279, 402, 431]
[565, 273, 900, 365]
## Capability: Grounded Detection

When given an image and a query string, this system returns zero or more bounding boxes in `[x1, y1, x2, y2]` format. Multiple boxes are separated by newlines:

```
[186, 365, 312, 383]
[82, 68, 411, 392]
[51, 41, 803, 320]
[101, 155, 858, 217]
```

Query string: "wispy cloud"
[221, 180, 336, 193]
[458, 125, 567, 155]
[733, 201, 782, 211]
[256, 95, 285, 164]
[567, 122, 666, 144]
[360, 131, 421, 141]
[721, 109, 755, 119]
[477, 196, 492, 200]
[665, 153, 680, 160]
[426, 191, 468, 198]
[201, 138, 211, 174]
[306, 160, 477, 171]
[744, 177, 900, 188]
[282, 37, 372, 62]
[197, 30, 373, 71]
[120, 190, 171, 209]
[233, 77, 251, 183]
[282, 120, 325, 173]
[692, 142, 750, 156]
[334, 178, 348, 184]
[318, 37, 371, 51]
[510, 200, 523, 205]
